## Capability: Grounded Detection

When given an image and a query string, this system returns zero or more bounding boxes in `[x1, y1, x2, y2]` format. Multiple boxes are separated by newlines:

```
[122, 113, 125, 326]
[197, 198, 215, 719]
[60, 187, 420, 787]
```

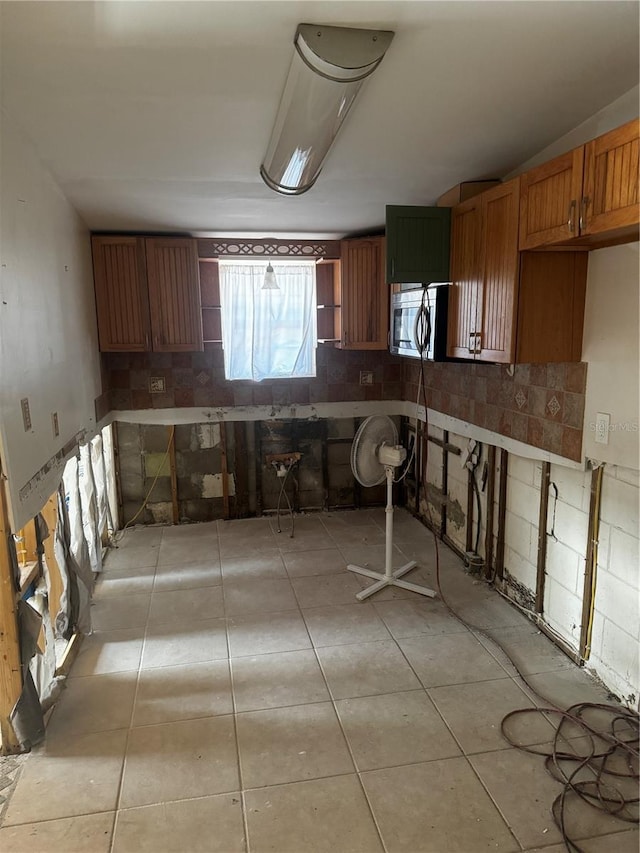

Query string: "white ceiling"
[1, 1, 638, 237]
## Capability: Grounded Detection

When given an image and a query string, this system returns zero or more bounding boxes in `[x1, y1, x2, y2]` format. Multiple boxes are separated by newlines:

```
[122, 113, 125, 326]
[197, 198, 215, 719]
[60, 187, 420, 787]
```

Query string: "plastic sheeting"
[78, 443, 102, 574]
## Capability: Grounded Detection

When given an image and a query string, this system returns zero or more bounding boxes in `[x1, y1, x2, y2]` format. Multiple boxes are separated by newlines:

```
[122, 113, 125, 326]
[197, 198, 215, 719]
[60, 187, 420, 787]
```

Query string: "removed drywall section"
[405, 417, 639, 705]
[590, 465, 640, 704]
[0, 112, 102, 530]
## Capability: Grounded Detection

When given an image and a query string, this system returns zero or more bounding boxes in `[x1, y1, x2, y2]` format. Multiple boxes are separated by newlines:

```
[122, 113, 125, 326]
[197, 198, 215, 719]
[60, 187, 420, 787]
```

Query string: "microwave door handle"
[423, 307, 432, 355]
[413, 307, 423, 353]
[414, 305, 432, 355]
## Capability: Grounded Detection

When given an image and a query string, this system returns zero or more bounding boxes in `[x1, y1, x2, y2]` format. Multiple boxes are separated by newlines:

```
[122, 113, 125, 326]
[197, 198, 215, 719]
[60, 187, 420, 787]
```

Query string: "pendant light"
[262, 262, 279, 290]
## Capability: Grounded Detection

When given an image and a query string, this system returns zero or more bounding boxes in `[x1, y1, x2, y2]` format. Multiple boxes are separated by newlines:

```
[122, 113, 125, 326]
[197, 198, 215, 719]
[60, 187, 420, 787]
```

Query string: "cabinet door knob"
[567, 199, 577, 233]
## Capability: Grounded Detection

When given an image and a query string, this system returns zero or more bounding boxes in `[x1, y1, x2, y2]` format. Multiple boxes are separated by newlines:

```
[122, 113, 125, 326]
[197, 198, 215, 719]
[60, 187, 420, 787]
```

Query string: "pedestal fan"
[347, 415, 437, 602]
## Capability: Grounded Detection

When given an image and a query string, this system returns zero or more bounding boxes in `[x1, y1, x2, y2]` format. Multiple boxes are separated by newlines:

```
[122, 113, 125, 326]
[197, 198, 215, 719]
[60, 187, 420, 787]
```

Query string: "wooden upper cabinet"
[447, 178, 586, 364]
[447, 197, 482, 359]
[91, 235, 203, 352]
[519, 148, 585, 249]
[519, 119, 639, 249]
[385, 206, 451, 284]
[478, 180, 520, 363]
[91, 236, 151, 351]
[582, 118, 640, 236]
[145, 238, 203, 352]
[339, 236, 387, 349]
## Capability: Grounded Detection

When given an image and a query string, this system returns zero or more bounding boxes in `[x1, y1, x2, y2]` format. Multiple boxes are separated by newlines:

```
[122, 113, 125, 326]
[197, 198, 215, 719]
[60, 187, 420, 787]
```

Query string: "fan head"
[350, 415, 399, 487]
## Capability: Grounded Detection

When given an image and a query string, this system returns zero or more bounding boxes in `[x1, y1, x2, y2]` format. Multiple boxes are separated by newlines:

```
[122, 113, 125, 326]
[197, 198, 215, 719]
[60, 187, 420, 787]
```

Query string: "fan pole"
[347, 467, 437, 602]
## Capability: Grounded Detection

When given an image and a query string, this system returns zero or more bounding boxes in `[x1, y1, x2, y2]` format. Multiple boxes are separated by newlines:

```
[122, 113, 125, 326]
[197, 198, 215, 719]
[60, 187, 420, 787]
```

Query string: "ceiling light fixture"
[260, 23, 394, 196]
[262, 262, 279, 290]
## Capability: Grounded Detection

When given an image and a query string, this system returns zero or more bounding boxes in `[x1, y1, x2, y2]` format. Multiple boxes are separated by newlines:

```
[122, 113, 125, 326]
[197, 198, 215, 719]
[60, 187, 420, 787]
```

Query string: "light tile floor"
[1, 509, 637, 853]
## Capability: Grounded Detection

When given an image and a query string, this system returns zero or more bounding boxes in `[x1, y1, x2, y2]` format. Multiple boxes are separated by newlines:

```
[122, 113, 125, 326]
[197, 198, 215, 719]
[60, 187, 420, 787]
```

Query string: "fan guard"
[351, 415, 398, 487]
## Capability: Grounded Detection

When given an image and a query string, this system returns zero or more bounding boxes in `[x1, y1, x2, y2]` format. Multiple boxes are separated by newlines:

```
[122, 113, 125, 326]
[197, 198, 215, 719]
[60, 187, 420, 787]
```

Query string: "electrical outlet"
[359, 370, 374, 386]
[149, 376, 166, 394]
[52, 411, 60, 437]
[594, 412, 610, 445]
[20, 398, 32, 431]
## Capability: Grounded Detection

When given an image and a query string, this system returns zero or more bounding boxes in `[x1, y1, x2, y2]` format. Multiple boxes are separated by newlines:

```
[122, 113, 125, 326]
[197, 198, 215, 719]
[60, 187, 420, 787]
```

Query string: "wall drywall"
[0, 111, 102, 530]
[582, 242, 639, 468]
[506, 85, 639, 176]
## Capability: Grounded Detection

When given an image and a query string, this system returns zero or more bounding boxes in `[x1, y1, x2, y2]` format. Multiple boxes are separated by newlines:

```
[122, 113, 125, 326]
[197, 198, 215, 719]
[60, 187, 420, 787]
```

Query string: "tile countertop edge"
[101, 401, 585, 471]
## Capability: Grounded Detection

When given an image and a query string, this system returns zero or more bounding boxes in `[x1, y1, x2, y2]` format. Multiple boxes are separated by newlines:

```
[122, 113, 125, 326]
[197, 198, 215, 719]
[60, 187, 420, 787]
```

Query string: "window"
[219, 261, 317, 381]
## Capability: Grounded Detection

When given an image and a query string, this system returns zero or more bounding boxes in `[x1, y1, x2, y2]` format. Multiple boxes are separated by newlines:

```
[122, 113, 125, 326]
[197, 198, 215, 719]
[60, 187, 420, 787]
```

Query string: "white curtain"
[219, 262, 316, 381]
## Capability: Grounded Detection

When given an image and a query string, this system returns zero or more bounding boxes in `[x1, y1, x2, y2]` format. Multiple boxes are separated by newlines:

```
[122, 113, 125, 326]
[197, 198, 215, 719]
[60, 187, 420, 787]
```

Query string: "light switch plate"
[594, 412, 610, 445]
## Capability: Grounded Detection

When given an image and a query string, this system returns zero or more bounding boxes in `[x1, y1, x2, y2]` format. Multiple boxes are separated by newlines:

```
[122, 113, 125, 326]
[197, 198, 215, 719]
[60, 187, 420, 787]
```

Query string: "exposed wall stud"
[535, 461, 551, 613]
[484, 445, 496, 579]
[168, 426, 179, 525]
[580, 463, 604, 661]
[495, 449, 508, 580]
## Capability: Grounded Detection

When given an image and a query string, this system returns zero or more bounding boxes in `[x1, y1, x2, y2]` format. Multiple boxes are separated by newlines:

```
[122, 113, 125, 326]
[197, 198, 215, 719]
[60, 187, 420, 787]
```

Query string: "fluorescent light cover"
[261, 24, 394, 196]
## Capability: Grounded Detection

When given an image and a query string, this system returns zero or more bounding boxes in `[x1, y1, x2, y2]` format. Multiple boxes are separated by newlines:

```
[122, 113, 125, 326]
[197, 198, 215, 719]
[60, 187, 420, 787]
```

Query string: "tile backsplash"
[403, 360, 587, 461]
[101, 349, 587, 462]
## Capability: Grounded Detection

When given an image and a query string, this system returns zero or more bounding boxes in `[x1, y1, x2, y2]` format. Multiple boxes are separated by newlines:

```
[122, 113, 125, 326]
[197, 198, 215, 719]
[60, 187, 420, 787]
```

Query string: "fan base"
[348, 560, 437, 602]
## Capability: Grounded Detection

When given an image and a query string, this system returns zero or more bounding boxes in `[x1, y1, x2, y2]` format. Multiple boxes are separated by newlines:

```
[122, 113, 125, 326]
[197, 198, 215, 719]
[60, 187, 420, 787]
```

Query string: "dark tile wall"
[402, 360, 587, 461]
[102, 348, 587, 462]
[102, 346, 404, 410]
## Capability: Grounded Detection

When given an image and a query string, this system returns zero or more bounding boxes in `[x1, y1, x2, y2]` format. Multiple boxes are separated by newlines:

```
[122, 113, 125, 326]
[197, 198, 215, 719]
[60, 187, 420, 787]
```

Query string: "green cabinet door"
[385, 206, 451, 284]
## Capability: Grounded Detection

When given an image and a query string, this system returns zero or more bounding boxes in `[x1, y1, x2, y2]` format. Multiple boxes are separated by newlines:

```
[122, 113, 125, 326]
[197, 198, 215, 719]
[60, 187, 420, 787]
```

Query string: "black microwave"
[389, 285, 450, 360]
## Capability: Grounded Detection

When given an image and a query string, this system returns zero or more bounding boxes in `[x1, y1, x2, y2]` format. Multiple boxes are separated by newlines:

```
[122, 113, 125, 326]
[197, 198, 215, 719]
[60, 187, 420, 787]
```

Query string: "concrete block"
[553, 499, 588, 556]
[543, 576, 582, 648]
[506, 477, 540, 526]
[148, 502, 174, 525]
[328, 444, 352, 466]
[608, 526, 640, 588]
[546, 538, 581, 595]
[509, 455, 536, 486]
[179, 498, 224, 522]
[601, 473, 640, 536]
[143, 477, 172, 503]
[144, 452, 171, 478]
[591, 618, 639, 703]
[614, 465, 640, 488]
[505, 511, 535, 563]
[594, 572, 640, 641]
[327, 419, 355, 439]
[203, 473, 236, 498]
[116, 422, 141, 451]
[504, 545, 537, 591]
[142, 425, 171, 453]
[177, 448, 221, 478]
[549, 464, 589, 513]
[196, 423, 221, 449]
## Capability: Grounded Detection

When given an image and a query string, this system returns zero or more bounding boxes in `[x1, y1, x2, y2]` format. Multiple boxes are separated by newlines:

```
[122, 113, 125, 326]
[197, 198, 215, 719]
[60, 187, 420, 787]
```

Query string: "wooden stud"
[0, 468, 23, 754]
[494, 449, 509, 581]
[168, 426, 179, 525]
[112, 422, 124, 530]
[219, 423, 230, 521]
[441, 429, 449, 538]
[233, 422, 249, 518]
[484, 445, 496, 580]
[40, 494, 63, 624]
[580, 465, 604, 661]
[535, 462, 551, 613]
[465, 468, 474, 553]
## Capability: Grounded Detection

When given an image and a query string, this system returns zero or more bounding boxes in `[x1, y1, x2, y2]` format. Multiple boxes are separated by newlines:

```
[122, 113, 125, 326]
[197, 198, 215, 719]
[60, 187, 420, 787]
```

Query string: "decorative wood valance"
[197, 238, 341, 260]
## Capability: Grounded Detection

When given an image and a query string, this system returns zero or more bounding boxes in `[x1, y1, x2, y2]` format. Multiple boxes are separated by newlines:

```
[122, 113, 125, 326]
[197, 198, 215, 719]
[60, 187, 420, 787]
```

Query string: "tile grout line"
[287, 562, 390, 853]
[107, 532, 162, 853]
